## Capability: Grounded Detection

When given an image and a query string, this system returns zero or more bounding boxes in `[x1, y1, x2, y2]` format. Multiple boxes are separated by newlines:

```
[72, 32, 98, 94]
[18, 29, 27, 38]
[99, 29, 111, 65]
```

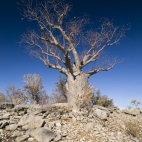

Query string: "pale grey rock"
[93, 108, 108, 120]
[16, 134, 29, 142]
[26, 127, 57, 142]
[2, 113, 11, 117]
[54, 133, 62, 141]
[53, 120, 61, 127]
[72, 116, 76, 123]
[19, 111, 26, 116]
[0, 129, 3, 133]
[34, 110, 43, 115]
[51, 103, 71, 108]
[48, 122, 55, 129]
[0, 114, 10, 119]
[18, 113, 45, 129]
[9, 120, 17, 124]
[14, 116, 22, 119]
[6, 124, 17, 131]
[12, 130, 22, 137]
[0, 104, 142, 142]
[95, 125, 102, 131]
[94, 105, 108, 111]
[27, 137, 35, 141]
[85, 122, 94, 132]
[14, 104, 30, 112]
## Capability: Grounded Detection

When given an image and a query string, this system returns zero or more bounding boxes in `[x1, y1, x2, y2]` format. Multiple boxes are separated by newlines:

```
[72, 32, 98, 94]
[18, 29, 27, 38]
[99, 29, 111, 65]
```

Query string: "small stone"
[6, 124, 17, 131]
[85, 122, 94, 132]
[54, 134, 62, 141]
[12, 130, 22, 137]
[28, 137, 35, 141]
[72, 116, 76, 123]
[16, 134, 29, 142]
[14, 116, 22, 119]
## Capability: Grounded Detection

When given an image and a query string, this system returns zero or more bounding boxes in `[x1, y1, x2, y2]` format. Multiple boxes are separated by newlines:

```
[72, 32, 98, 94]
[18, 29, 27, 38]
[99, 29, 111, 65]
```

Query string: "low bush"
[75, 85, 94, 108]
[123, 116, 142, 141]
[92, 90, 114, 108]
[0, 92, 7, 103]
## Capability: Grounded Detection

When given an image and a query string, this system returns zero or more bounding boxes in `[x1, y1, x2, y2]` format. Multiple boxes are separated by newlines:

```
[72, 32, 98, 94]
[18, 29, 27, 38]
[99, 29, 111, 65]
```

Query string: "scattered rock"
[6, 124, 17, 131]
[93, 108, 109, 120]
[16, 134, 29, 142]
[18, 113, 45, 129]
[0, 104, 141, 142]
[26, 127, 57, 142]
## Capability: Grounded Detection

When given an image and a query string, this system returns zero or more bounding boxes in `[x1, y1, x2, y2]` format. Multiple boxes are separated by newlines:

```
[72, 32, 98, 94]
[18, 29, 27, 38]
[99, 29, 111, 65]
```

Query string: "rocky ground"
[0, 102, 142, 142]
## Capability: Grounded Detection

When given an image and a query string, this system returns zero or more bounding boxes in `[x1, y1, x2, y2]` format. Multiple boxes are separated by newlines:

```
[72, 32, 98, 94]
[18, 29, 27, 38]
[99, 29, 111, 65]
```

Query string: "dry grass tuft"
[75, 85, 94, 108]
[123, 116, 142, 141]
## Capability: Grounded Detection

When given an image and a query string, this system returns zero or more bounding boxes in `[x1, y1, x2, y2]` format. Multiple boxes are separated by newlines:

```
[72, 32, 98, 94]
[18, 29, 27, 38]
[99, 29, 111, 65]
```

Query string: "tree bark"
[65, 73, 92, 112]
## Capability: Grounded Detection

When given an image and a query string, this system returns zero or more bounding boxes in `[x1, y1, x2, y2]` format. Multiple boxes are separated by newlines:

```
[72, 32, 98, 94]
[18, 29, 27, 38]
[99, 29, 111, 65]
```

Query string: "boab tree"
[19, 0, 129, 111]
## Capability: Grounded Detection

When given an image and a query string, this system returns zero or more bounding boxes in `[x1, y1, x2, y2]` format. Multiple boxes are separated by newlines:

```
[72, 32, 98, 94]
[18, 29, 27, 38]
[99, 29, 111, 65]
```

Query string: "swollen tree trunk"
[65, 73, 93, 112]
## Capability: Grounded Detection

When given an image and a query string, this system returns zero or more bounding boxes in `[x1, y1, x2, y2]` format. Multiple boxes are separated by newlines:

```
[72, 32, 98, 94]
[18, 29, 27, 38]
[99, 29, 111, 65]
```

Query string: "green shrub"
[92, 89, 114, 108]
[49, 76, 67, 103]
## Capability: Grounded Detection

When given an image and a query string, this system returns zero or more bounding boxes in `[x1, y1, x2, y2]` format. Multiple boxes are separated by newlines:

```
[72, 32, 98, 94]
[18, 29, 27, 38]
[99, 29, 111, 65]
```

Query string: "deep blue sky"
[0, 0, 142, 109]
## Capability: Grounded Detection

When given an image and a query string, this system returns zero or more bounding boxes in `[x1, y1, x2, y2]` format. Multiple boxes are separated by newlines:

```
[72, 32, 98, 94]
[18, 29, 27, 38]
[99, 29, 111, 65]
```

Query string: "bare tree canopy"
[19, 0, 129, 111]
[20, 0, 129, 77]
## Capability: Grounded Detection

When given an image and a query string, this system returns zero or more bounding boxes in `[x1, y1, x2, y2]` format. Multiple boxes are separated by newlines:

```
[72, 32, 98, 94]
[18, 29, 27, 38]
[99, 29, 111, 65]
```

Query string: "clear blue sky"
[0, 0, 142, 109]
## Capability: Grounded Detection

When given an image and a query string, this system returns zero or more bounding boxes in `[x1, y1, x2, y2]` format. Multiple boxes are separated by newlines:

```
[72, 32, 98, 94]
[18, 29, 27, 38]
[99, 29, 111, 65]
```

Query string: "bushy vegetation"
[123, 116, 142, 141]
[131, 99, 141, 109]
[0, 74, 48, 105]
[92, 89, 114, 108]
[1, 74, 114, 108]
[0, 92, 8, 103]
[49, 76, 67, 103]
[76, 85, 94, 108]
[127, 99, 141, 112]
[6, 85, 27, 104]
[23, 74, 48, 104]
[49, 76, 114, 108]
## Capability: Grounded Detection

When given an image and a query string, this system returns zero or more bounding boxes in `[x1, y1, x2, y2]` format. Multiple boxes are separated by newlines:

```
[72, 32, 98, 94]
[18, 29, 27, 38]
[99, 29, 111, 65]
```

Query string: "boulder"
[14, 104, 30, 112]
[15, 134, 29, 142]
[12, 130, 22, 137]
[6, 124, 17, 131]
[93, 108, 109, 120]
[26, 127, 57, 142]
[18, 113, 45, 129]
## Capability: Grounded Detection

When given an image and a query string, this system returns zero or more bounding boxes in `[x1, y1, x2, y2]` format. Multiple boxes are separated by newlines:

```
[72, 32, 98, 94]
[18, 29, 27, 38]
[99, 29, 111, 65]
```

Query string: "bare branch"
[19, 1, 129, 77]
[87, 58, 124, 76]
[81, 18, 129, 68]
